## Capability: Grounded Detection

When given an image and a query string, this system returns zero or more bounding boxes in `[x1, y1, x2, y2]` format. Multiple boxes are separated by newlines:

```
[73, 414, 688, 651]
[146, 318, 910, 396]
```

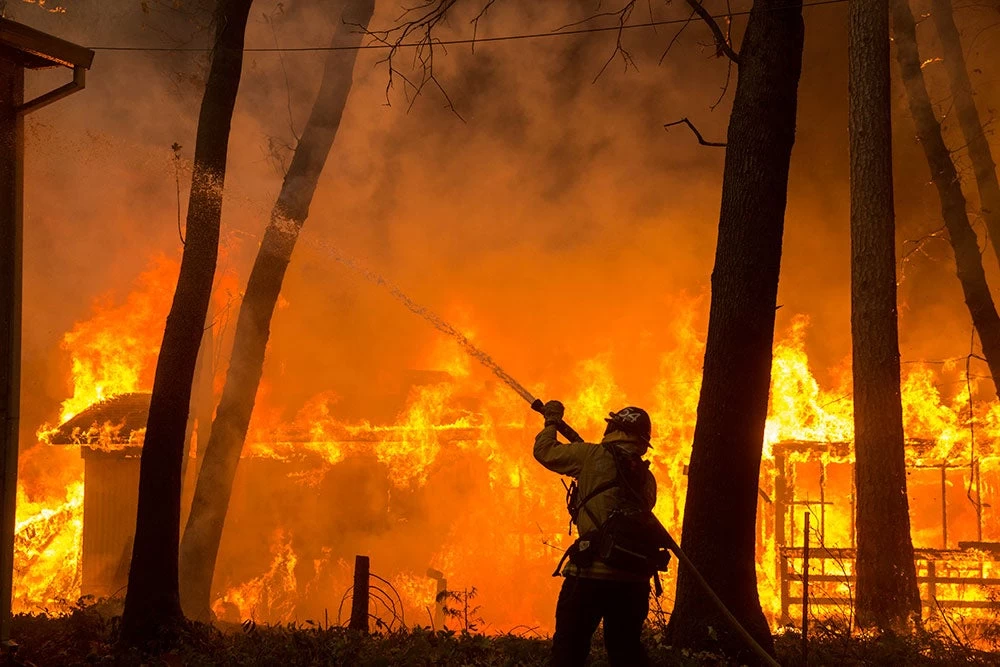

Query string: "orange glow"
[12, 481, 83, 614]
[55, 256, 177, 425]
[16, 265, 1000, 639]
[212, 529, 298, 624]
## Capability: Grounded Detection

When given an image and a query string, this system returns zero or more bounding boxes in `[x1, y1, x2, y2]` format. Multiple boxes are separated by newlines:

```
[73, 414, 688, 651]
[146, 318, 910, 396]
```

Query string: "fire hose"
[317, 245, 780, 665]
[529, 399, 781, 667]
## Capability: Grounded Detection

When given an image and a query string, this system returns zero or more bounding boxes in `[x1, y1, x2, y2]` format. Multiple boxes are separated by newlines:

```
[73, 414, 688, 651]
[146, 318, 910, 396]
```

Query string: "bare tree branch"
[553, 1, 640, 83]
[470, 0, 498, 52]
[711, 56, 734, 110]
[553, 0, 635, 32]
[361, 0, 466, 120]
[591, 1, 639, 82]
[664, 117, 726, 147]
[659, 7, 697, 64]
[709, 0, 735, 108]
[365, 0, 740, 115]
[264, 6, 300, 145]
[901, 225, 948, 262]
[685, 0, 740, 63]
[725, 0, 733, 44]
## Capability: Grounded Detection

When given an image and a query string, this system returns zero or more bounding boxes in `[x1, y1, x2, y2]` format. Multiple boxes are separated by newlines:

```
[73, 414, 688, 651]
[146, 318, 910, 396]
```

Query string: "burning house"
[10, 261, 1000, 632]
[7, 0, 1000, 643]
[35, 370, 554, 627]
[769, 439, 1000, 625]
[26, 359, 1000, 631]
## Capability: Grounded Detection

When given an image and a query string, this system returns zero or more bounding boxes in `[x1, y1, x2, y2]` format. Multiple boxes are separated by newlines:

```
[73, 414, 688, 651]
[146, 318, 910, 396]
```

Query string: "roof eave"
[0, 17, 94, 70]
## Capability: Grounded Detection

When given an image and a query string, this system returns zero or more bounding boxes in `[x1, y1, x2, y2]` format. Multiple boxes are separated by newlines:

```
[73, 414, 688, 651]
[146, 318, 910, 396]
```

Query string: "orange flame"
[56, 256, 177, 425]
[12, 481, 83, 613]
[19, 265, 1000, 639]
[212, 529, 298, 624]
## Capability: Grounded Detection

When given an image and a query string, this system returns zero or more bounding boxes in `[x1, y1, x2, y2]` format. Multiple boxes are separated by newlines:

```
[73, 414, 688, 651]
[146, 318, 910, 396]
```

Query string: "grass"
[5, 603, 1000, 666]
[10, 609, 551, 667]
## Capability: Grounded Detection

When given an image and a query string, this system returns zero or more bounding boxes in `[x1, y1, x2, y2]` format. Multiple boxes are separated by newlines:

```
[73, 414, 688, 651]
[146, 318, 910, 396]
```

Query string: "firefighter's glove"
[543, 400, 565, 427]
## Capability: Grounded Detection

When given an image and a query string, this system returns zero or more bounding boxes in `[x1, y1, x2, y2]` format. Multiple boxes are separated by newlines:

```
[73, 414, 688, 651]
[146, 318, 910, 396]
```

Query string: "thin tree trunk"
[194, 324, 215, 479]
[178, 0, 375, 622]
[180, 331, 208, 484]
[187, 327, 214, 479]
[931, 0, 1000, 265]
[120, 0, 253, 643]
[664, 0, 803, 660]
[180, 329, 214, 529]
[893, 0, 1000, 400]
[850, 0, 921, 632]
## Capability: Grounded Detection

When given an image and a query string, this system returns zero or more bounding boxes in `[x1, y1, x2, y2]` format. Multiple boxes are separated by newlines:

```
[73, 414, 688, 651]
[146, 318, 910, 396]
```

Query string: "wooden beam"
[0, 54, 23, 645]
[0, 18, 93, 70]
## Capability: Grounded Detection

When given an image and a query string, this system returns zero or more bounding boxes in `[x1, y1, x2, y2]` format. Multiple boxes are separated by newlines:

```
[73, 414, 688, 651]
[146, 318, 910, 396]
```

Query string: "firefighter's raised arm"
[532, 400, 591, 477]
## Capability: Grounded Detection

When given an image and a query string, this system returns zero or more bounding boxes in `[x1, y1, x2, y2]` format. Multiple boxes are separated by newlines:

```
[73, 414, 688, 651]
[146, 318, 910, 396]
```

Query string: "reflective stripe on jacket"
[533, 425, 656, 581]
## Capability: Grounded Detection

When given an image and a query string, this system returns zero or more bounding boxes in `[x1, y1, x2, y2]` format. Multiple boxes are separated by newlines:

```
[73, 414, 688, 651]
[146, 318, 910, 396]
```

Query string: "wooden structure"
[772, 440, 1000, 625]
[0, 17, 93, 644]
[780, 546, 1000, 624]
[48, 388, 485, 624]
[48, 393, 148, 600]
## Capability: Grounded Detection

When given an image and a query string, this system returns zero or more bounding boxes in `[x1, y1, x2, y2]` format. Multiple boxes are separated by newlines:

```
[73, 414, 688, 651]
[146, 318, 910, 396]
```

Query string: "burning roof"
[45, 392, 150, 448]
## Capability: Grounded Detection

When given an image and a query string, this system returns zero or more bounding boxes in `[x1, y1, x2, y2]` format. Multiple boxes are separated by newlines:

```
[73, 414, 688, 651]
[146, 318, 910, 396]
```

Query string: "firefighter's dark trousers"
[551, 575, 649, 667]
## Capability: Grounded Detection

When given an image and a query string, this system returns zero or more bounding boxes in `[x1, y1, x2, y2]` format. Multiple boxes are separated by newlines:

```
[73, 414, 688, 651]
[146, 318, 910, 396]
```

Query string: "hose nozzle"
[531, 398, 584, 443]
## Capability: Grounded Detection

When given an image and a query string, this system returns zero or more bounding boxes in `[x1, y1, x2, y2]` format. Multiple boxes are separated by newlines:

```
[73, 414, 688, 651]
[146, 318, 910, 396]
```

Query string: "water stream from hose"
[302, 236, 538, 406]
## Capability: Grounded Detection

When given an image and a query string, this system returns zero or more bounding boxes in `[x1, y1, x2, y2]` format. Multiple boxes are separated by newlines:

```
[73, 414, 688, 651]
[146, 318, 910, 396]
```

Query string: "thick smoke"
[11, 0, 1000, 630]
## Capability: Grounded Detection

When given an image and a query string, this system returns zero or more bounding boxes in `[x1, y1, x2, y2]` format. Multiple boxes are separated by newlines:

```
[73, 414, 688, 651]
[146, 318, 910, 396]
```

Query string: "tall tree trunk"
[178, 0, 375, 622]
[893, 0, 1000, 400]
[180, 332, 207, 484]
[931, 0, 1000, 265]
[664, 0, 803, 660]
[183, 328, 214, 486]
[194, 324, 216, 480]
[120, 0, 253, 643]
[850, 0, 921, 632]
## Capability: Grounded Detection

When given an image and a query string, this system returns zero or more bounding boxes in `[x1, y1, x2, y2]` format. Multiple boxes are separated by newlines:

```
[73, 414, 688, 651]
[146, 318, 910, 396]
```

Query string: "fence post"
[349, 555, 370, 632]
[802, 512, 810, 666]
[927, 559, 936, 615]
[426, 568, 447, 630]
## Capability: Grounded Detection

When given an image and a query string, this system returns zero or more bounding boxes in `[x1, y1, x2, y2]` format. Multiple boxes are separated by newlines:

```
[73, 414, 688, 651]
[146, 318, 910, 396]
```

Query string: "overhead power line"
[87, 0, 846, 53]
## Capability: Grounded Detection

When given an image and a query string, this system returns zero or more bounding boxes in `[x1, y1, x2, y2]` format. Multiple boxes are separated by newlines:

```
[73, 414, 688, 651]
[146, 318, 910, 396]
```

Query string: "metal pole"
[975, 460, 983, 542]
[775, 452, 791, 625]
[819, 464, 826, 547]
[927, 559, 936, 613]
[940, 464, 948, 549]
[0, 55, 23, 646]
[802, 512, 810, 666]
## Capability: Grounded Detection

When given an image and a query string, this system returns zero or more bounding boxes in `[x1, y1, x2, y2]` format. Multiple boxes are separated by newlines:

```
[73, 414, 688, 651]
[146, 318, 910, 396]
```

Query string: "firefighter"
[534, 400, 661, 667]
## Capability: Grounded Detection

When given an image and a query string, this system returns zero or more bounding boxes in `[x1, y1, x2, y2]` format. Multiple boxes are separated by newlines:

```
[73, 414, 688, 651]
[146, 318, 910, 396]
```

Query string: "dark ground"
[5, 604, 1000, 666]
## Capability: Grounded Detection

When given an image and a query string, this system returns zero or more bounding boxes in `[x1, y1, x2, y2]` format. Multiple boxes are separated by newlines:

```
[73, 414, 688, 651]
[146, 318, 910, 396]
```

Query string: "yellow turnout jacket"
[533, 426, 656, 581]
